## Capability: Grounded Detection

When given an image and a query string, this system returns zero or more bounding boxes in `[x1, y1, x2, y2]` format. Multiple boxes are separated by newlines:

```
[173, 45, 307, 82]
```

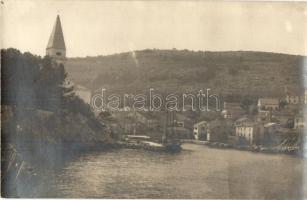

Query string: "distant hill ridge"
[65, 49, 304, 99]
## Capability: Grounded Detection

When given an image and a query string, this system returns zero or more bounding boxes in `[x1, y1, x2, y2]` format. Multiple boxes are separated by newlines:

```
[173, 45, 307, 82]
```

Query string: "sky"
[1, 0, 307, 57]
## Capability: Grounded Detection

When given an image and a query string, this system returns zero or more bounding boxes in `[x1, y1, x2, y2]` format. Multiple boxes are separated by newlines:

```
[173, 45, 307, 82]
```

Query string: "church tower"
[46, 15, 66, 60]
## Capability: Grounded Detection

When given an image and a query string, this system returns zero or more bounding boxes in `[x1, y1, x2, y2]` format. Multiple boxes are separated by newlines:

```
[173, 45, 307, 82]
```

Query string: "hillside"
[65, 49, 304, 98]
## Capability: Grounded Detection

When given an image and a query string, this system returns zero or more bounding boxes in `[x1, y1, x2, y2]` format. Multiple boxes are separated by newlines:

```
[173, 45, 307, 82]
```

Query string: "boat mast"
[163, 110, 168, 143]
[172, 111, 174, 137]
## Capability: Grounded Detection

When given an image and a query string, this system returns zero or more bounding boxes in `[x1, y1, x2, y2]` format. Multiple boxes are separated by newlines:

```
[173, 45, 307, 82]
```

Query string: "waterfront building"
[175, 113, 194, 129]
[271, 110, 295, 126]
[263, 122, 280, 134]
[206, 119, 230, 143]
[193, 121, 207, 140]
[257, 98, 279, 111]
[284, 86, 305, 105]
[263, 122, 280, 144]
[256, 111, 270, 122]
[286, 94, 304, 105]
[294, 110, 307, 130]
[234, 117, 250, 125]
[235, 121, 264, 145]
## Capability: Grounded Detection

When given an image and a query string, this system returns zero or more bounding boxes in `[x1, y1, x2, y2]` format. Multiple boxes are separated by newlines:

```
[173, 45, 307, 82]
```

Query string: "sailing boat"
[122, 110, 181, 152]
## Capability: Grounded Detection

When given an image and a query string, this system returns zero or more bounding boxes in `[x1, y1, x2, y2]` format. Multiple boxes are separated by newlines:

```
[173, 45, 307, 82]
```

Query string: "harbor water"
[35, 143, 306, 199]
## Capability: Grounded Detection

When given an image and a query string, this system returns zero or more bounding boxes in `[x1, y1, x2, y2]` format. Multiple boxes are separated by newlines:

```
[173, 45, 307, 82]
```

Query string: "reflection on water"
[39, 144, 306, 199]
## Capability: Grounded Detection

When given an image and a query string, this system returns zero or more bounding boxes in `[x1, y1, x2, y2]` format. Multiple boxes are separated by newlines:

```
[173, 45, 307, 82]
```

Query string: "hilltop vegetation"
[1, 49, 114, 197]
[66, 49, 304, 99]
[1, 48, 112, 164]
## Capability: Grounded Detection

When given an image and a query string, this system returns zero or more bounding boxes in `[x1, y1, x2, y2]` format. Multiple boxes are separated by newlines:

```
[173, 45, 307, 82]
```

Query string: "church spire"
[46, 15, 66, 59]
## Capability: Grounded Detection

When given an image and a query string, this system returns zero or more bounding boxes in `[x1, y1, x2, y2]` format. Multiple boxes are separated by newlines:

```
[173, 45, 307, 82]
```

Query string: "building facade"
[257, 98, 279, 111]
[193, 121, 207, 140]
[206, 119, 230, 143]
[284, 87, 306, 105]
[235, 122, 264, 145]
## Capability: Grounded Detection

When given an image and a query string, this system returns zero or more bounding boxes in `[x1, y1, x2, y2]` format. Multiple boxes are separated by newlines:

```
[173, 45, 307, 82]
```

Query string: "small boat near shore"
[119, 111, 182, 153]
[120, 135, 181, 153]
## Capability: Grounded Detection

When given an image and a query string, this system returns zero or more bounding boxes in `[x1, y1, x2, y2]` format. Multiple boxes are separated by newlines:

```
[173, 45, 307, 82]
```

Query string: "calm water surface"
[39, 144, 306, 199]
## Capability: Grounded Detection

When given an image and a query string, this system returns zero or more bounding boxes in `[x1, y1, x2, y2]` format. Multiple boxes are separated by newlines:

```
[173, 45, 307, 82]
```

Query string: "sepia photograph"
[1, 0, 307, 199]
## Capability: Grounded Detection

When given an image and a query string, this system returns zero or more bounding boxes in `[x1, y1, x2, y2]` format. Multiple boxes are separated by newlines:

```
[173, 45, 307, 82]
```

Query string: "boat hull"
[119, 140, 182, 153]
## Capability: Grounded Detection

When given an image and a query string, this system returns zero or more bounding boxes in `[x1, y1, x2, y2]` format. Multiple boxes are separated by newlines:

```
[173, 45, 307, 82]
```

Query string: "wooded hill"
[66, 49, 304, 100]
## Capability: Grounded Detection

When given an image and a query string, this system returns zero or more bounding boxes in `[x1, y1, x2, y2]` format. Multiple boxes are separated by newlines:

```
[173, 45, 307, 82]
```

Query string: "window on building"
[56, 52, 62, 56]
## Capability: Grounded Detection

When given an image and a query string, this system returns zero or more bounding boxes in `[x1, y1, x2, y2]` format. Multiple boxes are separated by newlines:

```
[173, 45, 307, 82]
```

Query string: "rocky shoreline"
[181, 139, 303, 157]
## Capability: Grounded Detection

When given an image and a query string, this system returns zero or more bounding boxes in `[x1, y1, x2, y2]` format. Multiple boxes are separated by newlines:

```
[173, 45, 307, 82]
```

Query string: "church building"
[46, 15, 66, 60]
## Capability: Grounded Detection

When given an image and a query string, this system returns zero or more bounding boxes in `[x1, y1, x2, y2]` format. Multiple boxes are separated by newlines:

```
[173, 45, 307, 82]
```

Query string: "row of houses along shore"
[92, 88, 307, 152]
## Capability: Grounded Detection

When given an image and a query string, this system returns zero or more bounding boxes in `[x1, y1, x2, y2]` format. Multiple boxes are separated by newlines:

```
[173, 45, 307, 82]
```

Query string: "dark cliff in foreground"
[66, 49, 304, 98]
[1, 48, 113, 197]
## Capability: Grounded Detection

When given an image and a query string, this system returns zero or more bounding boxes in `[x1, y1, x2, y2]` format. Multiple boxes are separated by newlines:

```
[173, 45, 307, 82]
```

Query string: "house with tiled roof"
[257, 98, 279, 111]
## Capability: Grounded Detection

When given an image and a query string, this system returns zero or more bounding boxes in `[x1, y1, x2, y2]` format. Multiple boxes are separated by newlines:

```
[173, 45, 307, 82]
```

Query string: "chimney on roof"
[46, 15, 66, 60]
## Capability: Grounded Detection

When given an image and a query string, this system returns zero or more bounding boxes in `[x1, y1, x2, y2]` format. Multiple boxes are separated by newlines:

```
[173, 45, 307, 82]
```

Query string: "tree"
[2, 49, 78, 113]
